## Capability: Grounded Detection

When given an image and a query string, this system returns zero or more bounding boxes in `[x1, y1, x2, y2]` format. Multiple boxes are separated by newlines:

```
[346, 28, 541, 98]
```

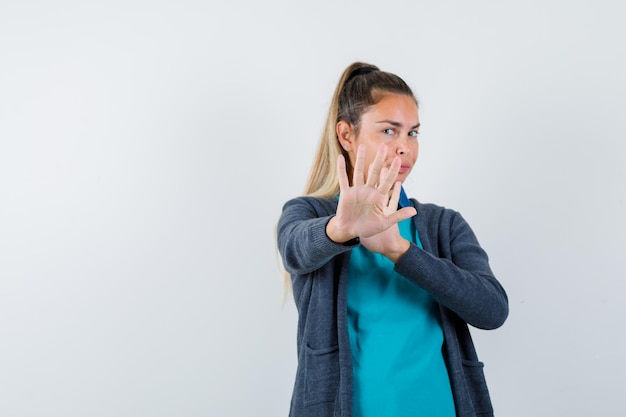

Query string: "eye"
[383, 128, 395, 135]
[409, 130, 420, 137]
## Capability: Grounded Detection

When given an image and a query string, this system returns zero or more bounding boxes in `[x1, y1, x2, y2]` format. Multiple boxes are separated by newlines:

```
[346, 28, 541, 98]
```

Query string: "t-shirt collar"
[398, 186, 411, 208]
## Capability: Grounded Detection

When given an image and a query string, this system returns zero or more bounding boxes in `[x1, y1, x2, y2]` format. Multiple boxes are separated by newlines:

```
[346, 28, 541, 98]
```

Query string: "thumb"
[386, 206, 417, 225]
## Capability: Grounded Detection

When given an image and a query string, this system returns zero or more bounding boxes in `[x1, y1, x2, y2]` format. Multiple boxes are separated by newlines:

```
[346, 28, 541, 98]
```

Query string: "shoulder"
[410, 198, 474, 237]
[411, 198, 460, 221]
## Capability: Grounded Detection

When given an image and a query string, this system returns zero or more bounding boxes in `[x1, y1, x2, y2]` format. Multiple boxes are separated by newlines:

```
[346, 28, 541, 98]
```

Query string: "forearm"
[277, 199, 357, 275]
[395, 244, 508, 330]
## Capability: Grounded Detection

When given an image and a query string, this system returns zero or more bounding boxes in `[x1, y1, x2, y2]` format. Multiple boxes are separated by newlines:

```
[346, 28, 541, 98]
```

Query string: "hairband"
[347, 66, 377, 82]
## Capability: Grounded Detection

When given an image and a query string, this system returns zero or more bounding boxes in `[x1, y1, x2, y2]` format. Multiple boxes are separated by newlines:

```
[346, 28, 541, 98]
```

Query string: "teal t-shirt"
[347, 216, 456, 417]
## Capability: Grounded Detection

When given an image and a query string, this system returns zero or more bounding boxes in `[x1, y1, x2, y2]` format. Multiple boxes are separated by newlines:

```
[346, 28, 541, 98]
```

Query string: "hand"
[326, 144, 416, 247]
[359, 174, 412, 262]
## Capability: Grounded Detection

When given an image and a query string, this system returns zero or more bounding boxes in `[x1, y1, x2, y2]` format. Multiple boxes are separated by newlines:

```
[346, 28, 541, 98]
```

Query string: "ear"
[336, 121, 355, 151]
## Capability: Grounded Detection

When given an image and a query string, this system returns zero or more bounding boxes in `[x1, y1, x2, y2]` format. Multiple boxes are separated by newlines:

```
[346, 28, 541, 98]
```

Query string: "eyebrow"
[376, 120, 421, 130]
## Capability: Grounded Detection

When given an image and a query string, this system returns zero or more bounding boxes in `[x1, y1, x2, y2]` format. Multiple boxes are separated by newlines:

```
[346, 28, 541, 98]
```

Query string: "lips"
[399, 165, 411, 174]
[384, 161, 412, 176]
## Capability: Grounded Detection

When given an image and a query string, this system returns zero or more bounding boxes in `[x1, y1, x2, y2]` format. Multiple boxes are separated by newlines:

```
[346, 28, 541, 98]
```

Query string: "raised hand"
[326, 143, 416, 260]
[359, 168, 412, 262]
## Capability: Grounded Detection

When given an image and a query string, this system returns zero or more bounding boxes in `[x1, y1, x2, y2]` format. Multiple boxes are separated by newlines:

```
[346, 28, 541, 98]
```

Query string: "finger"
[337, 154, 349, 191]
[379, 167, 389, 189]
[366, 144, 387, 188]
[378, 156, 401, 193]
[353, 144, 366, 186]
[387, 181, 402, 209]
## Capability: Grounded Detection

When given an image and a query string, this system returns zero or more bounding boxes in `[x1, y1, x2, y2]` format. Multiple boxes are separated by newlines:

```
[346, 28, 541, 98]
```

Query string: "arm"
[395, 211, 508, 330]
[278, 144, 415, 275]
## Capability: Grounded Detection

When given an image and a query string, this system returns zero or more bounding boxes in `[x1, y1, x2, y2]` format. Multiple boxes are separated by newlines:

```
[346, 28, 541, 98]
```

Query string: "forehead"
[361, 93, 419, 123]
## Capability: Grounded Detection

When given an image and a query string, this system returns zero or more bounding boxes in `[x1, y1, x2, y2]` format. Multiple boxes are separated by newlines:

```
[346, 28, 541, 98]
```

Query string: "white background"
[1, 1, 624, 416]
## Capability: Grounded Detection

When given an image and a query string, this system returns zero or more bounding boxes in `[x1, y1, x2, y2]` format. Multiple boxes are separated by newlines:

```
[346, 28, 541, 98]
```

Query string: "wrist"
[386, 238, 411, 263]
[326, 216, 357, 244]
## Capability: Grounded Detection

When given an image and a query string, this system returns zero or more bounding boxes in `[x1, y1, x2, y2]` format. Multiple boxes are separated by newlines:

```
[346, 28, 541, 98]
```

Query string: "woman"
[276, 62, 508, 417]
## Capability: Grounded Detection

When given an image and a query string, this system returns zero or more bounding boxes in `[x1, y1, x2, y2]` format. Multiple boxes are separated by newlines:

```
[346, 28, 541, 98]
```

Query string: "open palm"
[330, 144, 416, 243]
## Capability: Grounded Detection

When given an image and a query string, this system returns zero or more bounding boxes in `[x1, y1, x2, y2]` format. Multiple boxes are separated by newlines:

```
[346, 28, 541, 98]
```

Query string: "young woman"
[276, 62, 508, 417]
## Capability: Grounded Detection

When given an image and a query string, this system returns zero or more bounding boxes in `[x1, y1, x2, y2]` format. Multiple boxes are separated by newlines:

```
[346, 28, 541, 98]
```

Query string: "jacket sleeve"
[277, 197, 358, 275]
[394, 211, 508, 330]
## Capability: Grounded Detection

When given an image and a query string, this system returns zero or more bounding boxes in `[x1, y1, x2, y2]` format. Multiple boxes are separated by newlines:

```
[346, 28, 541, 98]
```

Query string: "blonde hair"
[303, 62, 417, 197]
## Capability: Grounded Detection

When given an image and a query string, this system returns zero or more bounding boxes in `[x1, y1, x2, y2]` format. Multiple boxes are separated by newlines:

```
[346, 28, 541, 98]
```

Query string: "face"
[337, 93, 420, 184]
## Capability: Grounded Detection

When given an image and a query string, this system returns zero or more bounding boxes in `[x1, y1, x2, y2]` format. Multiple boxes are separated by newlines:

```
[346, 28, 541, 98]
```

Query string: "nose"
[395, 137, 409, 155]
